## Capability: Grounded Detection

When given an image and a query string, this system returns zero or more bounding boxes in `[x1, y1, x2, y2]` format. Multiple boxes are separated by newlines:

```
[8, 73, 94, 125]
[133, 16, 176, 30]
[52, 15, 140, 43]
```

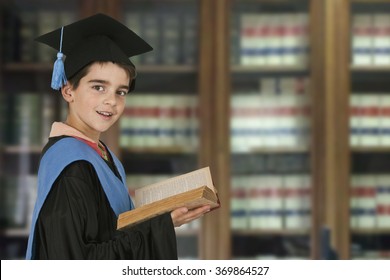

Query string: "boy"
[26, 13, 210, 259]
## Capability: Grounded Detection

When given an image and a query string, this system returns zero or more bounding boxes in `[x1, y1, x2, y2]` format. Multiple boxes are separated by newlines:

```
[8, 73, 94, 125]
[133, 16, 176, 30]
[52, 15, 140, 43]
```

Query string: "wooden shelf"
[231, 0, 309, 3]
[3, 63, 197, 73]
[231, 65, 309, 74]
[121, 146, 197, 154]
[351, 229, 390, 234]
[250, 146, 310, 153]
[2, 145, 43, 154]
[351, 0, 390, 3]
[351, 147, 390, 153]
[3, 228, 30, 237]
[137, 65, 197, 73]
[175, 228, 199, 236]
[351, 65, 390, 72]
[232, 229, 310, 236]
[233, 146, 310, 154]
[3, 63, 52, 72]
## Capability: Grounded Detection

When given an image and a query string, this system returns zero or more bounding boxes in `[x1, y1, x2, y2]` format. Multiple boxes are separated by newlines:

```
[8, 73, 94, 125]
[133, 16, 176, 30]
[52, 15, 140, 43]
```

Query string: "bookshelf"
[308, 0, 390, 260]
[348, 0, 390, 260]
[229, 0, 312, 260]
[117, 0, 203, 259]
[2, 0, 390, 260]
[0, 0, 205, 260]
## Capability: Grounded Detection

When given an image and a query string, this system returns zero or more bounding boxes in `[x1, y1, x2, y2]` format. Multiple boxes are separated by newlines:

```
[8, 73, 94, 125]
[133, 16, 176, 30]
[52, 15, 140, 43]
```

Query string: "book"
[373, 14, 390, 66]
[352, 14, 373, 66]
[117, 167, 219, 230]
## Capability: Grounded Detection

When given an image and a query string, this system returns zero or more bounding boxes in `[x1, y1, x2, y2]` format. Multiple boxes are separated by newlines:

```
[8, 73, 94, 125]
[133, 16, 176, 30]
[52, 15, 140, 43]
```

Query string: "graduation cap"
[35, 13, 153, 91]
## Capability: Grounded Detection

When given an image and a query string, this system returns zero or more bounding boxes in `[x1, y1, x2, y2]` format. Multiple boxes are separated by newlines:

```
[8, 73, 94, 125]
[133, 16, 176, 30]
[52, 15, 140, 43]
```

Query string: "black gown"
[32, 136, 177, 259]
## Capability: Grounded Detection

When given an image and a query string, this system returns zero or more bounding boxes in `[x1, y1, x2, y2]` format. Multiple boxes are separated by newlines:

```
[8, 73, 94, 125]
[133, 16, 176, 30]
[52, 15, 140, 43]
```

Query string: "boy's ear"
[61, 83, 74, 102]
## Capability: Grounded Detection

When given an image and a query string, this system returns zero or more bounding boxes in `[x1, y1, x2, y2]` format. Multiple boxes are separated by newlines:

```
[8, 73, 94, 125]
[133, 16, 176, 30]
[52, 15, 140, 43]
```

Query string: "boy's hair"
[68, 61, 136, 91]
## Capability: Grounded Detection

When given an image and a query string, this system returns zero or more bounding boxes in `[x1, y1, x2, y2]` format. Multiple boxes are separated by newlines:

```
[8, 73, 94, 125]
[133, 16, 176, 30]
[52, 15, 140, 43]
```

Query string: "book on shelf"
[349, 93, 390, 147]
[352, 14, 373, 66]
[239, 12, 309, 67]
[352, 13, 390, 67]
[119, 93, 198, 151]
[117, 167, 220, 230]
[350, 174, 390, 229]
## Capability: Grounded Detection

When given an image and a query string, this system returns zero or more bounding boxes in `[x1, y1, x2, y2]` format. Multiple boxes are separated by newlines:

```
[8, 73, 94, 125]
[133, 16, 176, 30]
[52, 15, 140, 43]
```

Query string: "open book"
[117, 167, 220, 230]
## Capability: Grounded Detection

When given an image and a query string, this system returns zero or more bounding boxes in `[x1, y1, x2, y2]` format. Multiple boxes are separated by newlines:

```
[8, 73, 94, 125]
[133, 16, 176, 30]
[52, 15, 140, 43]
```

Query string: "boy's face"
[62, 62, 130, 142]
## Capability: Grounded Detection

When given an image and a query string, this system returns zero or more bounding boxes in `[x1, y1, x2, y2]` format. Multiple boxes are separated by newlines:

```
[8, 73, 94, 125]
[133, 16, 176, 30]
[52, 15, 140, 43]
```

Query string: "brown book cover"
[117, 167, 219, 230]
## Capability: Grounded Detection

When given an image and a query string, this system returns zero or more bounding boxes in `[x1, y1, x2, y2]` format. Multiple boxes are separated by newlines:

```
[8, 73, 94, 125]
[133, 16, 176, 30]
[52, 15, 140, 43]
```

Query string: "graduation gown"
[26, 136, 177, 260]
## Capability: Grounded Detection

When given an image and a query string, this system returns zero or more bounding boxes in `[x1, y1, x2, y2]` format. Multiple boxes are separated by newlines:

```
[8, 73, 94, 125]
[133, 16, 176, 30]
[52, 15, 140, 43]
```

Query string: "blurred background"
[1, 0, 390, 260]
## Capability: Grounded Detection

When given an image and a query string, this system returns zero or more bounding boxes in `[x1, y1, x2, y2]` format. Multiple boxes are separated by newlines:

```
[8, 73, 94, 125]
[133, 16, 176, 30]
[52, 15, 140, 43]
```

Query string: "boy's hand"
[170, 205, 211, 227]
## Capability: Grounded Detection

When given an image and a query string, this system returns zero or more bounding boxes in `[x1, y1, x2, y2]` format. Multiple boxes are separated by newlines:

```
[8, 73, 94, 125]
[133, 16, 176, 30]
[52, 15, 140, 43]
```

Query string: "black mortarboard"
[35, 13, 153, 91]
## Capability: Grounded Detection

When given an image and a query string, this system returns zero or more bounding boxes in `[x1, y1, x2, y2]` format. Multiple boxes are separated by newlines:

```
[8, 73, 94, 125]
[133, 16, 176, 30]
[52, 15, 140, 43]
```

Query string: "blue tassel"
[51, 27, 67, 90]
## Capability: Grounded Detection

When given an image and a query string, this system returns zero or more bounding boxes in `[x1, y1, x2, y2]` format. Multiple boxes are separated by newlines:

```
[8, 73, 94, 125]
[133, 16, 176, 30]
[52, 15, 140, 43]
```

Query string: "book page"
[135, 167, 213, 207]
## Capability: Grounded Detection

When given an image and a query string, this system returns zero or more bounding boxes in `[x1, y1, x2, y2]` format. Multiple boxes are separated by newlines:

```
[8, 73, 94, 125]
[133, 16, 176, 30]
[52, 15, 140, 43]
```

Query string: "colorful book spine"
[231, 176, 249, 230]
[352, 14, 373, 66]
[283, 174, 311, 229]
[240, 14, 264, 66]
[376, 175, 390, 228]
[120, 94, 198, 151]
[188, 95, 199, 151]
[359, 94, 380, 146]
[351, 175, 377, 229]
[279, 13, 310, 66]
[351, 13, 390, 66]
[349, 93, 390, 147]
[350, 94, 362, 147]
[231, 77, 310, 152]
[263, 78, 280, 147]
[266, 176, 284, 229]
[231, 94, 250, 152]
[240, 93, 263, 151]
[239, 13, 309, 67]
[267, 15, 283, 66]
[373, 14, 390, 65]
[173, 95, 191, 151]
[351, 174, 390, 230]
[277, 90, 300, 147]
[141, 94, 160, 148]
[248, 175, 268, 229]
[231, 173, 311, 230]
[350, 175, 360, 229]
[248, 175, 284, 229]
[157, 95, 176, 147]
[120, 94, 144, 148]
[379, 95, 390, 146]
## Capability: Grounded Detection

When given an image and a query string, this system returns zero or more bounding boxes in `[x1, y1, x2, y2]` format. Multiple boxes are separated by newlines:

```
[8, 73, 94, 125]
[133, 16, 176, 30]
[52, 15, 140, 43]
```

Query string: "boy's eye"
[117, 90, 128, 96]
[93, 85, 105, 91]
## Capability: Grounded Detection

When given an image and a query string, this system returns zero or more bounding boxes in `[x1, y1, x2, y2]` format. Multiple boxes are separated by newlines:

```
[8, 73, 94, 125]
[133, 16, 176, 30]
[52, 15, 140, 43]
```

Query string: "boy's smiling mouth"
[97, 111, 114, 117]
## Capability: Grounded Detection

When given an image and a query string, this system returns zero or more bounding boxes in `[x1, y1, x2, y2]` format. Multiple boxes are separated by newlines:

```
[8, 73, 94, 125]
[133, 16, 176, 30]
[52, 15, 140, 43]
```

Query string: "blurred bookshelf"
[229, 0, 312, 259]
[0, 0, 80, 260]
[348, 0, 390, 260]
[2, 0, 390, 260]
